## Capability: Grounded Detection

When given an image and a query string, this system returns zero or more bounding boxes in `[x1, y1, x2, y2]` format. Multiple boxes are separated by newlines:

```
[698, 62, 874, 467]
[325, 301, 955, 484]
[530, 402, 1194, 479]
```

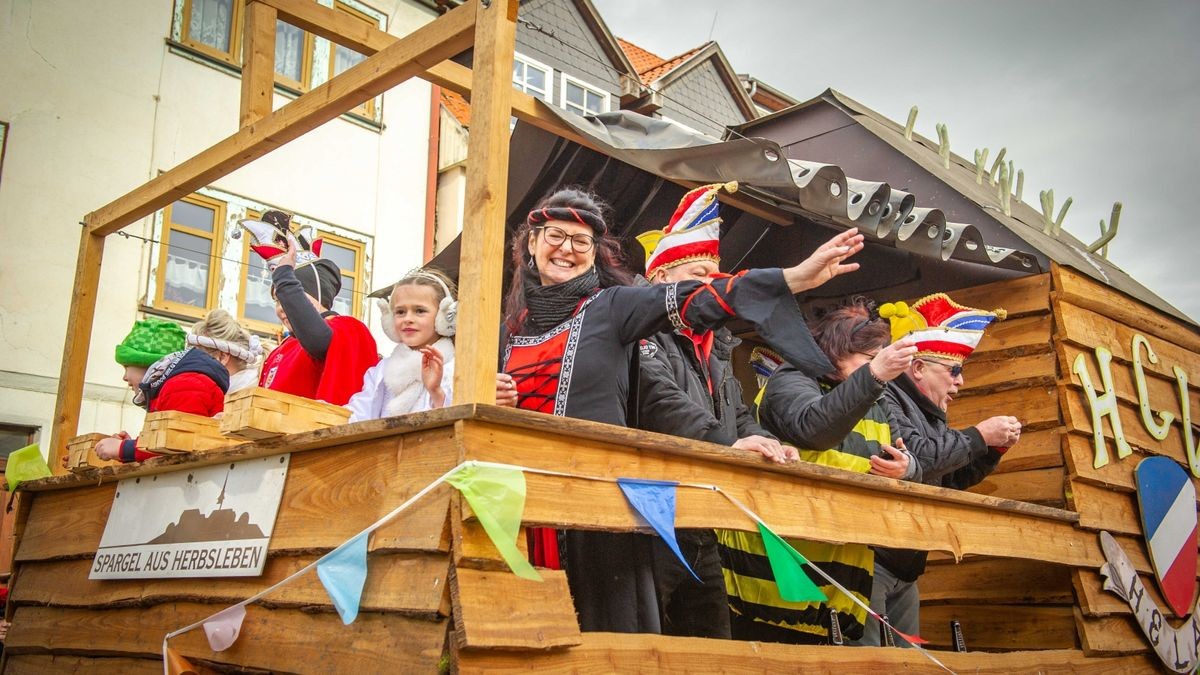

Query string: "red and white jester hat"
[637, 182, 737, 278]
[879, 293, 1006, 364]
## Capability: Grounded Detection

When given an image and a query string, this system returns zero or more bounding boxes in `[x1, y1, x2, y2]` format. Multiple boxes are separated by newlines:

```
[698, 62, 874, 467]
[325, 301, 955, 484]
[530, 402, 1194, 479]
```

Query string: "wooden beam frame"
[48, 1, 479, 468]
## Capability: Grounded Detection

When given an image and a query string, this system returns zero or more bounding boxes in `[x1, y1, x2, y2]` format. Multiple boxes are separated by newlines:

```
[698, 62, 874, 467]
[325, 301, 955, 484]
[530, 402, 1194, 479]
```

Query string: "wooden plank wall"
[1051, 263, 1200, 657]
[3, 428, 460, 672]
[911, 274, 1080, 651]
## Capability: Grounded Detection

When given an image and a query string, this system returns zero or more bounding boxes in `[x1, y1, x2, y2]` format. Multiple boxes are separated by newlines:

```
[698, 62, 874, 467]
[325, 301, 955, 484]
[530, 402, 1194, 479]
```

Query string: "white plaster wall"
[0, 0, 439, 451]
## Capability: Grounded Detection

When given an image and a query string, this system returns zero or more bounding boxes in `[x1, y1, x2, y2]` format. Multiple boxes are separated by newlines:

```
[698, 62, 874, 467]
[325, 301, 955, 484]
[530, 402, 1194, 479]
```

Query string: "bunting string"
[160, 460, 955, 674]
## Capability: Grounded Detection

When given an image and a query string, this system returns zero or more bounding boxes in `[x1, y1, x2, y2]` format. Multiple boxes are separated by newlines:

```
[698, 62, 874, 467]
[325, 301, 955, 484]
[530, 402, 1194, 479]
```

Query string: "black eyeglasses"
[537, 225, 595, 253]
[918, 358, 963, 377]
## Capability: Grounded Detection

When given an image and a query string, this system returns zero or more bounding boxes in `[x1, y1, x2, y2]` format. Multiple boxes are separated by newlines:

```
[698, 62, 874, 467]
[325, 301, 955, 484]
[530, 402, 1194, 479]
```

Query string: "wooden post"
[240, 0, 277, 127]
[451, 0, 517, 404]
[47, 230, 106, 474]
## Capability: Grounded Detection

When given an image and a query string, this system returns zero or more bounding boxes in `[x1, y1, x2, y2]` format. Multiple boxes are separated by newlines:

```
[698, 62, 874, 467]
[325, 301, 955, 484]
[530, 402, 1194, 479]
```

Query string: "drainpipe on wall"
[423, 84, 442, 262]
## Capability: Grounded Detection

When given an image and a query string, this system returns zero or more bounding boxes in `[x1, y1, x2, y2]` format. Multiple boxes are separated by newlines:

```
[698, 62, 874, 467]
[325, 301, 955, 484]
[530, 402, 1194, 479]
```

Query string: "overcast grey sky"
[592, 0, 1200, 323]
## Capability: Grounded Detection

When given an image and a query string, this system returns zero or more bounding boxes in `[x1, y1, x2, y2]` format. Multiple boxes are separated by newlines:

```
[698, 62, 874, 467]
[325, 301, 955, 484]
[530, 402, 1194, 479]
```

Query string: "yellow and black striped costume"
[718, 376, 890, 643]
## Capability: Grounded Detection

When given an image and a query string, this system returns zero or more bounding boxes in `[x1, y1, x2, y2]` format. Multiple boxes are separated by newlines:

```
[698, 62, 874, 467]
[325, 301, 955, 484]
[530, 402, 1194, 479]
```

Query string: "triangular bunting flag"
[756, 522, 827, 602]
[446, 464, 542, 581]
[617, 478, 699, 582]
[165, 646, 199, 675]
[6, 444, 50, 491]
[318, 533, 369, 624]
[202, 604, 247, 652]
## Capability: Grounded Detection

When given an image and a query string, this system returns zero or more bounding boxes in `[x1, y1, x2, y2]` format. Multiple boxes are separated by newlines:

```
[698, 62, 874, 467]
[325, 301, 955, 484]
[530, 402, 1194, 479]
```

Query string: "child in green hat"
[94, 316, 232, 463]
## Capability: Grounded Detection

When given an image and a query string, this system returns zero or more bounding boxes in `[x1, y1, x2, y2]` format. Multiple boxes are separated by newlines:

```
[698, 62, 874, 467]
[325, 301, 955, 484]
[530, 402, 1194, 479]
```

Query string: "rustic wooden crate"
[219, 387, 350, 441]
[140, 412, 235, 455]
[65, 433, 121, 472]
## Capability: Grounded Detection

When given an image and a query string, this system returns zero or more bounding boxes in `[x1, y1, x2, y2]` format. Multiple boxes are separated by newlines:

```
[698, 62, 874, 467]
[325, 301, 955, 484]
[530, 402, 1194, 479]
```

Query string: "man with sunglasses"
[855, 293, 1020, 647]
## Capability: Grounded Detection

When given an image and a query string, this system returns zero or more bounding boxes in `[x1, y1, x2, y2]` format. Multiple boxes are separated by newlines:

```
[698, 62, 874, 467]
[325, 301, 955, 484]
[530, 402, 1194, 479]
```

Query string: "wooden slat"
[5, 655, 164, 674]
[947, 384, 1061, 431]
[1060, 385, 1191, 465]
[456, 633, 1156, 673]
[451, 567, 580, 649]
[16, 434, 457, 561]
[1055, 299, 1200, 387]
[1059, 342, 1200, 417]
[951, 272, 1051, 318]
[1071, 568, 1177, 619]
[451, 0, 517, 405]
[11, 552, 450, 616]
[239, 0, 276, 127]
[959, 351, 1057, 394]
[990, 427, 1064, 474]
[84, 0, 477, 237]
[971, 314, 1054, 359]
[967, 466, 1065, 506]
[1069, 480, 1143, 535]
[1053, 262, 1200, 355]
[457, 422, 1101, 568]
[5, 604, 449, 672]
[1073, 606, 1148, 656]
[1063, 432, 1200, 504]
[920, 604, 1078, 650]
[47, 232, 105, 474]
[920, 558, 1073, 605]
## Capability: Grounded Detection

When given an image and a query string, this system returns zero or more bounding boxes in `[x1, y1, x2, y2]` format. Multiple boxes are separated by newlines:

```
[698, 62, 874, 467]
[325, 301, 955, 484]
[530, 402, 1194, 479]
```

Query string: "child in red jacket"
[95, 317, 230, 463]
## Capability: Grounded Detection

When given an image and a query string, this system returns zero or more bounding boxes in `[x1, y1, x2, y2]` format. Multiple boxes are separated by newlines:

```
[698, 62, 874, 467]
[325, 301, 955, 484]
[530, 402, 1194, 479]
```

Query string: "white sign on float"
[90, 454, 290, 580]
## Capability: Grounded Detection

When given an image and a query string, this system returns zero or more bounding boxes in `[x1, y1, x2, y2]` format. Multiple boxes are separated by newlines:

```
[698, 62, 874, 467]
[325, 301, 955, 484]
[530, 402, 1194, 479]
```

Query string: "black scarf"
[523, 266, 600, 334]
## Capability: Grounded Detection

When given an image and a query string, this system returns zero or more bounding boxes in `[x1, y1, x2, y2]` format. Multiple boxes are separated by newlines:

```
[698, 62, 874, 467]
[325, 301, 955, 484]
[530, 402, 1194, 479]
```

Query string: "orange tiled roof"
[618, 37, 704, 85]
[617, 38, 664, 76]
[441, 89, 470, 126]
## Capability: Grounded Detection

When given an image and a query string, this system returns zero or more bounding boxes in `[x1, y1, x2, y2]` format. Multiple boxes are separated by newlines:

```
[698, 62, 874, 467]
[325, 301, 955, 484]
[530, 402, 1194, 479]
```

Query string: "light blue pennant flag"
[317, 532, 369, 624]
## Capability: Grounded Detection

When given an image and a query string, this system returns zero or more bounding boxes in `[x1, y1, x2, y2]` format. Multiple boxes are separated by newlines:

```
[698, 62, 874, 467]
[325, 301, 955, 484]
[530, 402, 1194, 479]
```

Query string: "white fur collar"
[382, 337, 455, 416]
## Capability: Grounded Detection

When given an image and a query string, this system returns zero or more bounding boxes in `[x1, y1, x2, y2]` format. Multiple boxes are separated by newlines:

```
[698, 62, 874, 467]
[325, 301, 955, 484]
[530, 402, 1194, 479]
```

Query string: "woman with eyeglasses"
[499, 186, 865, 634]
[719, 298, 917, 645]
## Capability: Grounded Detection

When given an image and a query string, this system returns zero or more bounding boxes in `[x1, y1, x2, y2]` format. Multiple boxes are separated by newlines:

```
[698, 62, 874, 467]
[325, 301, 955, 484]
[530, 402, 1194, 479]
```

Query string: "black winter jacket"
[635, 327, 773, 447]
[758, 363, 885, 452]
[874, 373, 1004, 581]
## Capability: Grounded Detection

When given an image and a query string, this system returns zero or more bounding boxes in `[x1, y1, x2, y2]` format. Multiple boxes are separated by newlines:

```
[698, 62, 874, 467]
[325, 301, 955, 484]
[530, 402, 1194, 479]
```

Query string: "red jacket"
[120, 350, 229, 462]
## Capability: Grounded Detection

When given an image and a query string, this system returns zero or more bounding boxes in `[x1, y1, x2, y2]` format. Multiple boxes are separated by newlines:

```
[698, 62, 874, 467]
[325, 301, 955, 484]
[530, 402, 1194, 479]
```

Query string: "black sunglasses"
[919, 358, 963, 377]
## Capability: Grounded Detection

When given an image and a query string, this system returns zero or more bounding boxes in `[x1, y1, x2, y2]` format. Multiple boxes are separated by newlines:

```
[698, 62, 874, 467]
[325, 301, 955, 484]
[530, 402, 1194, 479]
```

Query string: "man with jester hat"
[633, 182, 795, 639]
[238, 210, 377, 406]
[855, 293, 1021, 646]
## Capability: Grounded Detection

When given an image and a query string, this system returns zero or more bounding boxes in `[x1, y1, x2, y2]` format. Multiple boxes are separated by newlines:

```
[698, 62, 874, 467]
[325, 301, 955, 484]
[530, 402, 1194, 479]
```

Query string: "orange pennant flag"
[165, 646, 198, 675]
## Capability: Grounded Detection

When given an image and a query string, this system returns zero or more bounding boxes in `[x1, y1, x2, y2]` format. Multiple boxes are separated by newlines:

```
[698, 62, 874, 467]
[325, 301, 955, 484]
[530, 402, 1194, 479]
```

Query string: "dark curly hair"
[503, 187, 634, 333]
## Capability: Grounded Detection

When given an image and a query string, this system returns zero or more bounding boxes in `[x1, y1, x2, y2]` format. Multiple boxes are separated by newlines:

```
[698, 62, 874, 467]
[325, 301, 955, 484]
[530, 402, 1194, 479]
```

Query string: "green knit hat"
[114, 317, 186, 367]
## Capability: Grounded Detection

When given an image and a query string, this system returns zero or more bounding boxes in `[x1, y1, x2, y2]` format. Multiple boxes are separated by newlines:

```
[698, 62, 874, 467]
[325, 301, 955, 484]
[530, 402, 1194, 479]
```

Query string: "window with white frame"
[512, 53, 552, 101]
[560, 74, 608, 116]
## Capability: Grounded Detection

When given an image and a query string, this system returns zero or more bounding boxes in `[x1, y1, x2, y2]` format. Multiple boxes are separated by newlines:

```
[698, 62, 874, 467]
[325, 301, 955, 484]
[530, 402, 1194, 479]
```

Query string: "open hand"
[783, 228, 865, 293]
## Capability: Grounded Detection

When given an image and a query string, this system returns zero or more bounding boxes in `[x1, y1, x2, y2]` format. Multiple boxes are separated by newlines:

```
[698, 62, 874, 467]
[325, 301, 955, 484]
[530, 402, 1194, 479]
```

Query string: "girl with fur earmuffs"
[346, 268, 457, 421]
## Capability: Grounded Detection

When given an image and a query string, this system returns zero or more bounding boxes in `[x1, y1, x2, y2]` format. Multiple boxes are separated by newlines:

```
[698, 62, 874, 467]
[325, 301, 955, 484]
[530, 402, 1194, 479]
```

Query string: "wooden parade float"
[5, 0, 1197, 672]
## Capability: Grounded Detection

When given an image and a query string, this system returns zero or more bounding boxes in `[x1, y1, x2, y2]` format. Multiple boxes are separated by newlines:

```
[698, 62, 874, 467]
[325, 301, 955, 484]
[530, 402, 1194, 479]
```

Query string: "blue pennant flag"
[617, 478, 699, 582]
[317, 533, 369, 624]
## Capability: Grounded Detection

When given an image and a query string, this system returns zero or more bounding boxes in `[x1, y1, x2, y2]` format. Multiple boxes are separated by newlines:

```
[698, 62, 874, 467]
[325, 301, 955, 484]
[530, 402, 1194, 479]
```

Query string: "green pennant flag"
[446, 464, 542, 581]
[6, 444, 51, 492]
[757, 522, 827, 602]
